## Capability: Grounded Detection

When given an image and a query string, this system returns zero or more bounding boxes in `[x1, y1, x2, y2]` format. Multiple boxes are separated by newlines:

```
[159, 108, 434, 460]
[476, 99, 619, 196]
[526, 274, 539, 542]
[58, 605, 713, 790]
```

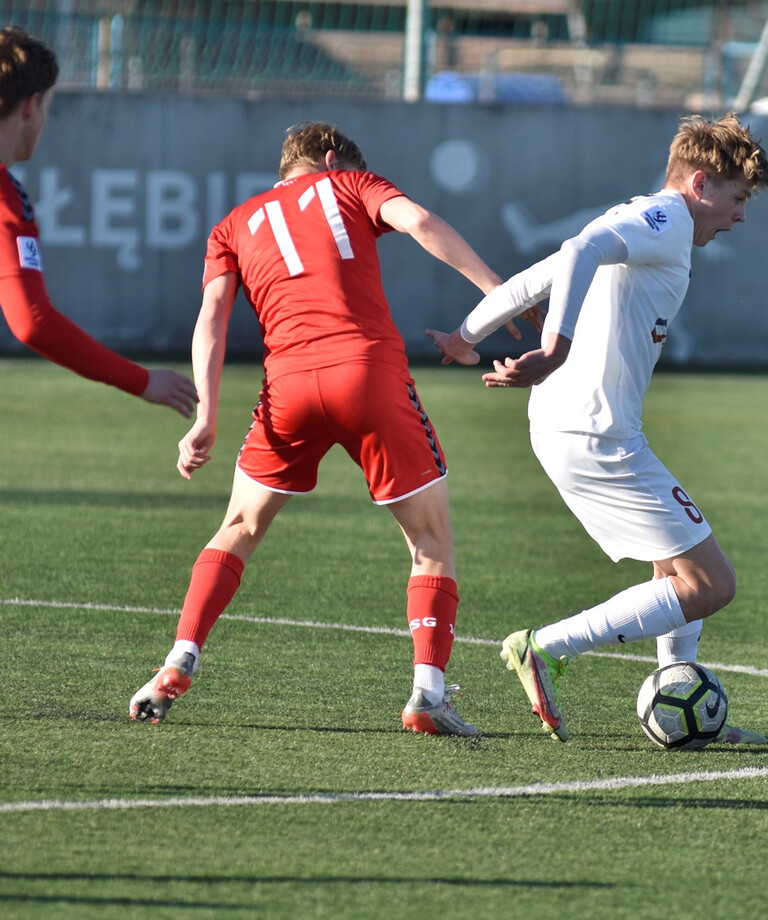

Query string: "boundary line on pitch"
[2, 766, 767, 815]
[3, 596, 768, 680]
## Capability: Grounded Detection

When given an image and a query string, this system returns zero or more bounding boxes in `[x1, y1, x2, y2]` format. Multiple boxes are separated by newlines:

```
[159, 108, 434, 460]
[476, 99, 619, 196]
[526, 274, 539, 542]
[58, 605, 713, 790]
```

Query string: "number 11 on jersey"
[247, 176, 354, 276]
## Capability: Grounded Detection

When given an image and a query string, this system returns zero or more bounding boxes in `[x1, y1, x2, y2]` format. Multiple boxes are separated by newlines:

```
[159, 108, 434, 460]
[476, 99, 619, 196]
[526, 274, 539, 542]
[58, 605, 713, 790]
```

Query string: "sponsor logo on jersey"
[651, 317, 667, 344]
[641, 207, 670, 235]
[16, 236, 42, 271]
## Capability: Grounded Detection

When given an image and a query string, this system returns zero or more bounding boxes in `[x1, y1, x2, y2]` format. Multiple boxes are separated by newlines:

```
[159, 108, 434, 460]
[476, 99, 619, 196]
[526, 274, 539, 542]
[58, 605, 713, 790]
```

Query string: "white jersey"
[528, 190, 693, 439]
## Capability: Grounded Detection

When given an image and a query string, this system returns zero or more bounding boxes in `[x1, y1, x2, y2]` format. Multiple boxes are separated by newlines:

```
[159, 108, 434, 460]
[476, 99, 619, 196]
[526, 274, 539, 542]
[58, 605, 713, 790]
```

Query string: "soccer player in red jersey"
[130, 121, 513, 735]
[0, 27, 197, 416]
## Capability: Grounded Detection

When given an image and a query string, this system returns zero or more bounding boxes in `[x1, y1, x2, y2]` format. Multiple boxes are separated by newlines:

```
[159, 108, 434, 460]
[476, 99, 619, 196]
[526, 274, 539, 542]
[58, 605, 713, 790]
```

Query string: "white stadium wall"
[4, 92, 768, 365]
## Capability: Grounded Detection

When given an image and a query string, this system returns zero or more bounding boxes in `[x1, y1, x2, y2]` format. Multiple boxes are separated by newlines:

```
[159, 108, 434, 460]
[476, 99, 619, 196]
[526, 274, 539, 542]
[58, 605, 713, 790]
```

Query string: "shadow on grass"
[0, 711, 402, 735]
[0, 488, 373, 513]
[569, 794, 768, 810]
[0, 892, 251, 910]
[0, 871, 621, 902]
[0, 487, 227, 510]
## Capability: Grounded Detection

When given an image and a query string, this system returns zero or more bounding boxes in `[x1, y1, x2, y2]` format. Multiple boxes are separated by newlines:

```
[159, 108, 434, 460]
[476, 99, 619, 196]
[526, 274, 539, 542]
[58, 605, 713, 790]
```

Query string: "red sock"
[406, 575, 459, 671]
[175, 548, 245, 649]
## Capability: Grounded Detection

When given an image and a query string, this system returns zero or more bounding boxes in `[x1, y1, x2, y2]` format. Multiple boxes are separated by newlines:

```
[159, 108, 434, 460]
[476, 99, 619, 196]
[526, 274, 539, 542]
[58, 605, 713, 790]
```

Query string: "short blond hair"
[665, 113, 768, 190]
[279, 122, 367, 179]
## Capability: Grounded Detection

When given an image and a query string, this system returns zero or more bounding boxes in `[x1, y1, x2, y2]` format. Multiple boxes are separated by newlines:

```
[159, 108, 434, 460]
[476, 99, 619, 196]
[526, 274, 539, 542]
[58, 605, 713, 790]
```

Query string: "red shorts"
[236, 363, 447, 504]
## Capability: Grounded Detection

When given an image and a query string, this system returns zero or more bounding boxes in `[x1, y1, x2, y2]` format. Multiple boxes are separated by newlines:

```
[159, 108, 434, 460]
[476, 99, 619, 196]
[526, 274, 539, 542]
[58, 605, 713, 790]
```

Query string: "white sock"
[165, 640, 200, 674]
[535, 577, 687, 661]
[414, 663, 445, 704]
[656, 619, 703, 666]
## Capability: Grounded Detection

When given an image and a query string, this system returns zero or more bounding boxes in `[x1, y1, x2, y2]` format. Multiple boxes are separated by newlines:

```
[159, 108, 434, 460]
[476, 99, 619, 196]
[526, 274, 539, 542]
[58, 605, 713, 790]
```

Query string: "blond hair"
[665, 113, 768, 190]
[279, 121, 367, 179]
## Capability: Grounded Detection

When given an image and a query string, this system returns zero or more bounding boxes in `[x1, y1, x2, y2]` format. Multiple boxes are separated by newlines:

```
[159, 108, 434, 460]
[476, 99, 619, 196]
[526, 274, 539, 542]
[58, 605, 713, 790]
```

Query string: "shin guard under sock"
[406, 574, 459, 672]
[175, 548, 245, 649]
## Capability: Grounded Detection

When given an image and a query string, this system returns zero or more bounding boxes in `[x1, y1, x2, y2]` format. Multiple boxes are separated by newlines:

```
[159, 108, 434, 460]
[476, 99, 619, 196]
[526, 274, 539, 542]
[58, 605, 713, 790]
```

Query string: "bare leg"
[390, 478, 478, 736]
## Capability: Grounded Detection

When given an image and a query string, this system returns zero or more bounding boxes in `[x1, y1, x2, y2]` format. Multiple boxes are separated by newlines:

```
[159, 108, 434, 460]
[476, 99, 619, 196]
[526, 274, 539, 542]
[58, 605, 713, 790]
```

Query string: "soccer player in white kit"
[427, 113, 768, 744]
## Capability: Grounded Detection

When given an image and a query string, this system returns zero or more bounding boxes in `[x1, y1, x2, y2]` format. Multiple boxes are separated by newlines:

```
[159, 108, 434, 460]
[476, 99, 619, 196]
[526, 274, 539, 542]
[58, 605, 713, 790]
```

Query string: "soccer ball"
[636, 662, 728, 750]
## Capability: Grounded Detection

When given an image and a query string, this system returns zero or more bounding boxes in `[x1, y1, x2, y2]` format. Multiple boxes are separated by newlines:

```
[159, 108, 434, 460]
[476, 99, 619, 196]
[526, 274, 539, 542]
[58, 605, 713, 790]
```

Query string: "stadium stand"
[4, 1, 768, 107]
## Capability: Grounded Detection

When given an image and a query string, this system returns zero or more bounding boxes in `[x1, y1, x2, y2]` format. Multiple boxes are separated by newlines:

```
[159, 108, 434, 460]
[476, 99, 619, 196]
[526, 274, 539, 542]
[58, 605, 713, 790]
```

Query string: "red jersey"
[0, 166, 147, 395]
[203, 170, 410, 379]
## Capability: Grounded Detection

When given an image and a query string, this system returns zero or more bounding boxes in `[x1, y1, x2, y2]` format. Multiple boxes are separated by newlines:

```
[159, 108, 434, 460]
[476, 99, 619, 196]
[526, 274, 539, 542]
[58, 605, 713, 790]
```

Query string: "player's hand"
[140, 369, 199, 418]
[504, 305, 546, 340]
[482, 352, 561, 388]
[482, 335, 571, 388]
[177, 419, 215, 480]
[426, 328, 480, 366]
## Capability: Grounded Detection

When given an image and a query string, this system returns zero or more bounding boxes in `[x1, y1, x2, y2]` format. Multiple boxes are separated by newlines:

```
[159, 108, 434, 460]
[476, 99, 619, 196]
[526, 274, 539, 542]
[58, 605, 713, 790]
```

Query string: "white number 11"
[247, 176, 354, 276]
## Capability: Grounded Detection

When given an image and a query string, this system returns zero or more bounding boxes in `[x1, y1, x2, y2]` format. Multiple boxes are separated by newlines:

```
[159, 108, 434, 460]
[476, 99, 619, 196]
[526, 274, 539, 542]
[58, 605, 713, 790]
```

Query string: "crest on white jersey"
[16, 236, 42, 271]
[640, 207, 671, 235]
[651, 317, 668, 344]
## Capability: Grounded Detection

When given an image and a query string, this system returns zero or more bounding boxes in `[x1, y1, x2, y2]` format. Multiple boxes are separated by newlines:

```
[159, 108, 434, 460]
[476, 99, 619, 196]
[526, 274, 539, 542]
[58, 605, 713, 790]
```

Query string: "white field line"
[3, 596, 768, 679]
[2, 597, 767, 818]
[2, 766, 768, 815]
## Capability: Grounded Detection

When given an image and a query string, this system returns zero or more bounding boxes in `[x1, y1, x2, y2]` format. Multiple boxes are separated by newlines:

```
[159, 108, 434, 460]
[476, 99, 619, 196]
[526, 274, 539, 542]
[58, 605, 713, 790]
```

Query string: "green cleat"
[715, 723, 768, 745]
[501, 629, 569, 741]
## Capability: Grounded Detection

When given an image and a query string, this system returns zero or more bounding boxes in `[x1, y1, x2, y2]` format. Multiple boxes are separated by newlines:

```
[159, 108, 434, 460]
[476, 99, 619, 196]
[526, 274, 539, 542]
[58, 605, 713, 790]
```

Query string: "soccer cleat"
[401, 684, 479, 737]
[129, 652, 196, 724]
[500, 629, 569, 741]
[715, 723, 768, 745]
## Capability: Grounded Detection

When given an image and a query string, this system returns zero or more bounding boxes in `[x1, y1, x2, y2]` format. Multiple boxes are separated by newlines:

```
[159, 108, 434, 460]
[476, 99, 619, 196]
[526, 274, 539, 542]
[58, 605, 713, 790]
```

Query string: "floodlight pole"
[734, 15, 768, 111]
[403, 0, 428, 102]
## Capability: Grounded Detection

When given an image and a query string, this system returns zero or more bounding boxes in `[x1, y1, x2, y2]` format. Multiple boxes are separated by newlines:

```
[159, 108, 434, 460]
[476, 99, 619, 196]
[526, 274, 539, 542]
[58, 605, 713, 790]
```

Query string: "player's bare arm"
[482, 332, 572, 388]
[177, 272, 237, 480]
[379, 196, 503, 294]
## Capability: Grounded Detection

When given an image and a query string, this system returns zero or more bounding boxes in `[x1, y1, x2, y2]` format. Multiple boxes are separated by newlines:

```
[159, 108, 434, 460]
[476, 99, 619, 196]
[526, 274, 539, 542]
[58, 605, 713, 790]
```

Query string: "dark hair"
[0, 26, 58, 119]
[279, 121, 367, 179]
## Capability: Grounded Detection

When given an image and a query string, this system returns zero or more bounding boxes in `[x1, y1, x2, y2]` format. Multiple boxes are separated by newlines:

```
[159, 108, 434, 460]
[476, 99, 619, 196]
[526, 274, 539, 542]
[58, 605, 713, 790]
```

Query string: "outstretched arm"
[378, 195, 503, 295]
[426, 251, 558, 366]
[0, 271, 197, 416]
[431, 224, 628, 380]
[177, 272, 238, 480]
[481, 225, 629, 387]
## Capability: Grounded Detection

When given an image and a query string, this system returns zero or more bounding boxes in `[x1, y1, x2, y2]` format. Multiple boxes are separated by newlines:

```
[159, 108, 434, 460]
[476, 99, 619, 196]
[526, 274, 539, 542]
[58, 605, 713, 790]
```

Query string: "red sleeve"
[0, 270, 149, 396]
[353, 172, 408, 234]
[202, 217, 240, 290]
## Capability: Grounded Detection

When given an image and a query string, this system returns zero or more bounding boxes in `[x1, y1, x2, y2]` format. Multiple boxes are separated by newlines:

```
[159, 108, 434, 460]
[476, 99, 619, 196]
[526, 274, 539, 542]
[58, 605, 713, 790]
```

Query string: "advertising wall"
[5, 93, 768, 365]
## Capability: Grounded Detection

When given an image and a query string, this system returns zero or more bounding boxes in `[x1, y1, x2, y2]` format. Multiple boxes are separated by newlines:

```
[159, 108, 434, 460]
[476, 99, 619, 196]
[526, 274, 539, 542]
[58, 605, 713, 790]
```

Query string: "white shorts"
[531, 431, 712, 563]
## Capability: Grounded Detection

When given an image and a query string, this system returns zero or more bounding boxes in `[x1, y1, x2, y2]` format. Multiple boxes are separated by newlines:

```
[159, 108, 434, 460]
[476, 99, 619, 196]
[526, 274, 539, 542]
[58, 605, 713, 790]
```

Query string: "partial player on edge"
[0, 27, 197, 417]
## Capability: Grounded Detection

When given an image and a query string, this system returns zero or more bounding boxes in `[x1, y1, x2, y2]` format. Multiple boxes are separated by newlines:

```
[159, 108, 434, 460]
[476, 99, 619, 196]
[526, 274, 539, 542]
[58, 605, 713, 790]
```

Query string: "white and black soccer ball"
[636, 662, 728, 750]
